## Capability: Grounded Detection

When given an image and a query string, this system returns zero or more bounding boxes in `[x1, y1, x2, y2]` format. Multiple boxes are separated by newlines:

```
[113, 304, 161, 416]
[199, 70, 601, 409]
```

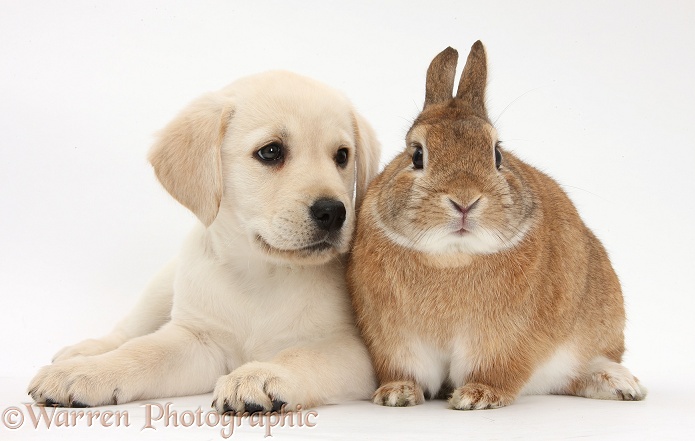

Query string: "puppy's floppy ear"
[148, 93, 233, 227]
[352, 112, 381, 210]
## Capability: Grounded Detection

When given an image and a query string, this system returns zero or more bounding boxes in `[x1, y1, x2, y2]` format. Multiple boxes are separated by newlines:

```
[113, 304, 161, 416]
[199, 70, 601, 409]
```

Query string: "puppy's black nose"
[310, 199, 346, 232]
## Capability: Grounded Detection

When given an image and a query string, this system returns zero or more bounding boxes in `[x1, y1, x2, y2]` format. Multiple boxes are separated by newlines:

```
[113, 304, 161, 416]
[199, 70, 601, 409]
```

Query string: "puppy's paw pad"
[212, 362, 292, 414]
[271, 399, 287, 412]
[28, 359, 126, 407]
[243, 402, 264, 414]
[43, 398, 63, 407]
[449, 383, 512, 410]
[372, 381, 424, 407]
[28, 364, 74, 405]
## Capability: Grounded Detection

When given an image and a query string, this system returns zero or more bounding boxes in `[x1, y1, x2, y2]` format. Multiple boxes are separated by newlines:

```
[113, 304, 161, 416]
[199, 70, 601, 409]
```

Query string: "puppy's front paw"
[372, 380, 424, 407]
[449, 383, 514, 410]
[212, 362, 293, 414]
[28, 358, 127, 407]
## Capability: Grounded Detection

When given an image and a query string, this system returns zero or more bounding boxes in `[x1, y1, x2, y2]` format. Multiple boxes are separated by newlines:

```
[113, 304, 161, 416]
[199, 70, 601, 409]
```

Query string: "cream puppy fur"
[28, 71, 380, 412]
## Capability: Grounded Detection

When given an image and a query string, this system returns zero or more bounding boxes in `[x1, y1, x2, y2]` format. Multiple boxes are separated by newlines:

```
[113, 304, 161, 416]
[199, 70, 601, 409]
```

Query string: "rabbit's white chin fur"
[372, 201, 532, 255]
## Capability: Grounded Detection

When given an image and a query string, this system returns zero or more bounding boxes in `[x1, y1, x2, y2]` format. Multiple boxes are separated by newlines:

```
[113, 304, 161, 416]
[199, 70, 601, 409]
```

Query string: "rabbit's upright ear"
[424, 47, 459, 108]
[456, 40, 488, 118]
[148, 93, 233, 227]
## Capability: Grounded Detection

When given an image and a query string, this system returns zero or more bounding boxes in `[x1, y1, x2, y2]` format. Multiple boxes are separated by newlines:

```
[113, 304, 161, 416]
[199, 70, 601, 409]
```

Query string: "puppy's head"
[149, 71, 380, 265]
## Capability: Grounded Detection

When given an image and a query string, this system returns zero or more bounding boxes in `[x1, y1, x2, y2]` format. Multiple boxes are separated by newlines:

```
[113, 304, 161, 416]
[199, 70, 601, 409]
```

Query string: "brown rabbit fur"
[347, 41, 646, 410]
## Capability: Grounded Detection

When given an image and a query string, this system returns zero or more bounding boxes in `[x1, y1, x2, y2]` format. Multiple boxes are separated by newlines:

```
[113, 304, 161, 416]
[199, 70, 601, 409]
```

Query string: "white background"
[1, 0, 694, 439]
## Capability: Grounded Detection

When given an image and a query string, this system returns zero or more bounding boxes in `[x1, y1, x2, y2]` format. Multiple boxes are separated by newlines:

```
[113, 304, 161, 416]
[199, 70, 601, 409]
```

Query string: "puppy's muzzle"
[310, 198, 346, 232]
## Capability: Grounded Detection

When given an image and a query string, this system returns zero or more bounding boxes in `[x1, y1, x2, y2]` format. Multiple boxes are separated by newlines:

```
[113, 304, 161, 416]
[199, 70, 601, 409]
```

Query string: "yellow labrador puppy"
[28, 71, 380, 413]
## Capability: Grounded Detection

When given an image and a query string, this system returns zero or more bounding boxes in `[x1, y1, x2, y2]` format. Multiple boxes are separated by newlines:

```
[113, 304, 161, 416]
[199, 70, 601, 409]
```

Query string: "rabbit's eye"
[494, 142, 502, 169]
[412, 146, 424, 169]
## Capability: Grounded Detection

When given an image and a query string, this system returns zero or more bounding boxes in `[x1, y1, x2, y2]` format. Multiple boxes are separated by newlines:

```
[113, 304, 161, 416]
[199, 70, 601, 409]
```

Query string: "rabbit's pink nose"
[450, 197, 480, 233]
[449, 197, 480, 215]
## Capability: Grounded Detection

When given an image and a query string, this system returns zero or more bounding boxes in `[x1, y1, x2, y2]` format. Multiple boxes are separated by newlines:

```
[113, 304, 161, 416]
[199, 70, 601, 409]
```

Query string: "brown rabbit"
[347, 41, 646, 410]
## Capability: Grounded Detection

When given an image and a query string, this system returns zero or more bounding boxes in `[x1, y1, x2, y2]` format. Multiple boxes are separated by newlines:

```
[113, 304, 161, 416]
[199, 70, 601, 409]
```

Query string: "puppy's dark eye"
[494, 142, 502, 170]
[412, 145, 424, 169]
[256, 143, 283, 163]
[335, 148, 349, 167]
